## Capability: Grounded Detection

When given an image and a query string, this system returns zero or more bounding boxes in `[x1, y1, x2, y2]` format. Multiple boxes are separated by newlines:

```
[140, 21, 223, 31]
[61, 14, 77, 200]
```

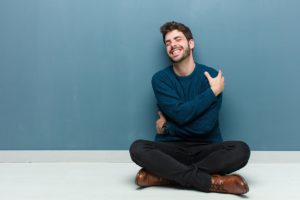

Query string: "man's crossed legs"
[130, 140, 250, 195]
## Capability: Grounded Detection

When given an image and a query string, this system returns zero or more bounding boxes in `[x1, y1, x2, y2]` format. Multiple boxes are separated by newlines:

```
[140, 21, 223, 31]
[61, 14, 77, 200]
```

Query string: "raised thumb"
[204, 71, 212, 80]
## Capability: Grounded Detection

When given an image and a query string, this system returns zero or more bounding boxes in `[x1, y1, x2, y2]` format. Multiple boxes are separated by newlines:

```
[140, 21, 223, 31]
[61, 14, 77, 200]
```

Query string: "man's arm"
[165, 94, 222, 137]
[152, 70, 224, 126]
[152, 77, 216, 126]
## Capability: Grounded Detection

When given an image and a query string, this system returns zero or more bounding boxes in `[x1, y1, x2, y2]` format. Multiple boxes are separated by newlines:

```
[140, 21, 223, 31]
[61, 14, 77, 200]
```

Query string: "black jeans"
[129, 140, 250, 192]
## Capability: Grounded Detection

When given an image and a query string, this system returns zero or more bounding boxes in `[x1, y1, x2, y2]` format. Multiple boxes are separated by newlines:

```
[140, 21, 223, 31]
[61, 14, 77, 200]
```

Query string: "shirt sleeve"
[152, 73, 217, 125]
[165, 94, 222, 137]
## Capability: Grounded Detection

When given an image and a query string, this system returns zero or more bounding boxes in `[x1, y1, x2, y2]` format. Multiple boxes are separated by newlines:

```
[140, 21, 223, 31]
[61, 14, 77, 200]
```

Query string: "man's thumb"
[204, 71, 212, 80]
[158, 111, 163, 117]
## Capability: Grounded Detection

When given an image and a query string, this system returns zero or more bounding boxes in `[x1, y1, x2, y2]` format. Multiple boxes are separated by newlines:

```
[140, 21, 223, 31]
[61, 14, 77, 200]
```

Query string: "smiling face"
[164, 30, 194, 63]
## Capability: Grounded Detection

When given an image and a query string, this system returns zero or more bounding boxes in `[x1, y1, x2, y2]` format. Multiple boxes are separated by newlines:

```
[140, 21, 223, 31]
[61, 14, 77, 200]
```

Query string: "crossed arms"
[154, 70, 225, 136]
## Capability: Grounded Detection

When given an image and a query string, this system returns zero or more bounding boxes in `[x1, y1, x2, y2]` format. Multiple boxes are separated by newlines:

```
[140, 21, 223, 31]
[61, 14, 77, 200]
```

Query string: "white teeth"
[172, 49, 181, 55]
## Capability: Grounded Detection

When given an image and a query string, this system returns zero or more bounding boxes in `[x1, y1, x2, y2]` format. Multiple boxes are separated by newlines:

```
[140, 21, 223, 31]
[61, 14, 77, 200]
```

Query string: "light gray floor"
[0, 162, 299, 200]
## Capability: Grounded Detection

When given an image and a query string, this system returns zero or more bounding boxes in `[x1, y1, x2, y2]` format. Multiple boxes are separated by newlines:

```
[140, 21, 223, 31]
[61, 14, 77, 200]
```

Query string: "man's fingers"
[205, 70, 224, 80]
[217, 70, 222, 78]
[158, 111, 162, 117]
[158, 111, 164, 118]
[204, 71, 212, 80]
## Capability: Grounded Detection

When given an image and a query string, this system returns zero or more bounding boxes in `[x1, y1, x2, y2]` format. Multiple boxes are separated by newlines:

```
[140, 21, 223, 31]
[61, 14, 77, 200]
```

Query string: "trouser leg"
[190, 141, 251, 175]
[129, 139, 211, 191]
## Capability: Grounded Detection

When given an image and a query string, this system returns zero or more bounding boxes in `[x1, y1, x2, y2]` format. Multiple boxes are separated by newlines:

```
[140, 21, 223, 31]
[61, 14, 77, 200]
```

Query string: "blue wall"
[1, 0, 299, 150]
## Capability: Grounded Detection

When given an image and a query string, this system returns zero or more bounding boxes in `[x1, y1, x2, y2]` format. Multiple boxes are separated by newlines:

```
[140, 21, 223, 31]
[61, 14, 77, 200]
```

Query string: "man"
[129, 21, 250, 195]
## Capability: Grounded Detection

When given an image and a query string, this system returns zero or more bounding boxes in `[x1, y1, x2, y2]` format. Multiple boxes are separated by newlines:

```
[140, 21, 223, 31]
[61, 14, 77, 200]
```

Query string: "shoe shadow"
[135, 184, 250, 198]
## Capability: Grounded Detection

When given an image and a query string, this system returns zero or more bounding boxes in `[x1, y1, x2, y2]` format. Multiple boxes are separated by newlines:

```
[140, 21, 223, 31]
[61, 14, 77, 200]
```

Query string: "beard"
[168, 45, 191, 64]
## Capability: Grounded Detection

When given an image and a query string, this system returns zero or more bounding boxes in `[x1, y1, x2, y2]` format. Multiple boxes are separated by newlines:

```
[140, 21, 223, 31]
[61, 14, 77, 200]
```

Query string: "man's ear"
[189, 39, 195, 49]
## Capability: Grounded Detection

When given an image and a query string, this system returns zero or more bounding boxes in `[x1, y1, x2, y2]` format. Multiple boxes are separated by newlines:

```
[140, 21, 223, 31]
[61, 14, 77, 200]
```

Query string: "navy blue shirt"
[151, 63, 223, 143]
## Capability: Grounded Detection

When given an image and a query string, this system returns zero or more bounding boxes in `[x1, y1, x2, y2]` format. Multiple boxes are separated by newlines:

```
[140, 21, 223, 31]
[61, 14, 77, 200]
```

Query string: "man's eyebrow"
[174, 36, 183, 40]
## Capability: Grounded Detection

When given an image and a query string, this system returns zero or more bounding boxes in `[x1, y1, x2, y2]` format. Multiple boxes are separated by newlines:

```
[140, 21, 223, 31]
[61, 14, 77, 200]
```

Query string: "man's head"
[160, 21, 194, 63]
[160, 21, 193, 42]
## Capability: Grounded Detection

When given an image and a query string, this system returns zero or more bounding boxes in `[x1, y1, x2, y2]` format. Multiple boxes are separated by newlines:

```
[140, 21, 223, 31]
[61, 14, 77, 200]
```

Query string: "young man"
[129, 21, 250, 195]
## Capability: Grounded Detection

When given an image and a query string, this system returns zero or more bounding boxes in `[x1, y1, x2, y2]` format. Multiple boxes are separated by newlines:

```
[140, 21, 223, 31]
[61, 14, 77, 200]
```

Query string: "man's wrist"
[211, 86, 220, 96]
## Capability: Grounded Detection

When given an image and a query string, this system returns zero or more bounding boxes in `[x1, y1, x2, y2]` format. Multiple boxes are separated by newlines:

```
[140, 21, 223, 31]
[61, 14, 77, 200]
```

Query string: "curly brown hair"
[160, 21, 193, 43]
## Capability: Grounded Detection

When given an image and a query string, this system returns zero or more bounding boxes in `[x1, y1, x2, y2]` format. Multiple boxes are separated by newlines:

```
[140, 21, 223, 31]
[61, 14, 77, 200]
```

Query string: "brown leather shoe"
[210, 174, 249, 195]
[135, 168, 170, 187]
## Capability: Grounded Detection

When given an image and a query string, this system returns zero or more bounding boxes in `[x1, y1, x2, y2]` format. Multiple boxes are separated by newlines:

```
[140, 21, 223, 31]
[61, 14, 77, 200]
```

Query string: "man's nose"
[172, 40, 178, 46]
[168, 40, 177, 47]
[171, 43, 180, 49]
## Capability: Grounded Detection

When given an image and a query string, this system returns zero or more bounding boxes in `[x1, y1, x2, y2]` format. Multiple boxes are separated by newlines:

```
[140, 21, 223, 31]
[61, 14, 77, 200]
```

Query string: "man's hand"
[156, 111, 167, 134]
[204, 70, 225, 96]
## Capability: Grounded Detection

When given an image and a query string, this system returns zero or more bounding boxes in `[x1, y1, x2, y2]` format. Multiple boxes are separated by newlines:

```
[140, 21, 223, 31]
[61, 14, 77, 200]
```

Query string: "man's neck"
[173, 56, 195, 76]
